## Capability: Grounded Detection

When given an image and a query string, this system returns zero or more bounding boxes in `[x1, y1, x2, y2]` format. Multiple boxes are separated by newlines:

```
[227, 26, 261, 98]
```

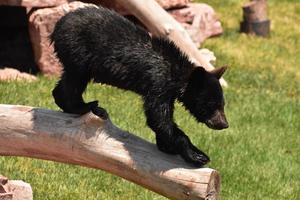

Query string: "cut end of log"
[206, 170, 221, 200]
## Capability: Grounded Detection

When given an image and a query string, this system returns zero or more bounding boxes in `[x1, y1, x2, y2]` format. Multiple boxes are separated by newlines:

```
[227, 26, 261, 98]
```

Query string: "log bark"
[114, 0, 228, 87]
[0, 104, 220, 200]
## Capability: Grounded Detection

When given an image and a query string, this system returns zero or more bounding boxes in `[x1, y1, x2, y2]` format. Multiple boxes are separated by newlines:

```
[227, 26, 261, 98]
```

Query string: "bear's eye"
[207, 102, 217, 108]
[195, 104, 207, 115]
[207, 101, 223, 109]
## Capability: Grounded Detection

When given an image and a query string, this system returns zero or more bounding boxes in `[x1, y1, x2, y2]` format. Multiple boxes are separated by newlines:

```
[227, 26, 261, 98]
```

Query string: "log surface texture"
[0, 104, 220, 200]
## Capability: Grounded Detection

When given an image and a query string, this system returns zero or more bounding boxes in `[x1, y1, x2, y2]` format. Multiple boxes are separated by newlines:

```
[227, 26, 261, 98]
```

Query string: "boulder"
[153, 0, 190, 9]
[28, 1, 94, 76]
[0, 0, 69, 7]
[169, 3, 223, 46]
[0, 0, 189, 9]
[0, 175, 32, 200]
[0, 68, 37, 82]
[100, 0, 190, 15]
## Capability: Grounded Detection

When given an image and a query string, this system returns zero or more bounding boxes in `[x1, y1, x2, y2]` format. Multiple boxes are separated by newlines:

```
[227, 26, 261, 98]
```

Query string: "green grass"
[1, 0, 300, 199]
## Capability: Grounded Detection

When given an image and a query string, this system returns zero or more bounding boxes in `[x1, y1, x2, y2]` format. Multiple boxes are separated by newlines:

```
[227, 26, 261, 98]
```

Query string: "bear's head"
[180, 66, 228, 130]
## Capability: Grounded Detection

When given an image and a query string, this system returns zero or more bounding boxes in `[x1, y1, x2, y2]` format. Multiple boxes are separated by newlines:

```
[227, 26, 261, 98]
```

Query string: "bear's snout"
[205, 110, 228, 130]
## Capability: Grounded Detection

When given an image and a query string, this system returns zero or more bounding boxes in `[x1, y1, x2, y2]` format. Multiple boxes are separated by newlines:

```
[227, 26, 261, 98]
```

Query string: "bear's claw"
[90, 101, 109, 120]
[181, 145, 210, 167]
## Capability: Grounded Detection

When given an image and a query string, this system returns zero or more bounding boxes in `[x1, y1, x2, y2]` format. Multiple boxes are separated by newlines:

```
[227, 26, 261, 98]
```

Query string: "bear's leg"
[144, 97, 209, 166]
[156, 124, 210, 166]
[173, 127, 210, 166]
[52, 70, 108, 119]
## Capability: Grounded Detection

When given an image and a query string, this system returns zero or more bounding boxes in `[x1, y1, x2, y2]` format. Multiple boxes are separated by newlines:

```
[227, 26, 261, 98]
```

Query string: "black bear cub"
[51, 6, 228, 166]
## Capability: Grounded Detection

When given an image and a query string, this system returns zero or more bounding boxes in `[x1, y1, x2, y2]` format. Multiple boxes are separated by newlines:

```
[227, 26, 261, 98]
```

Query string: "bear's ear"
[188, 67, 207, 86]
[210, 66, 227, 79]
[191, 67, 206, 76]
[190, 67, 206, 81]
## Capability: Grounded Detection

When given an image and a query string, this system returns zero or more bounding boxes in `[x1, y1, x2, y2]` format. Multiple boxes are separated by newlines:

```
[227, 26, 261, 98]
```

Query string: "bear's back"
[52, 6, 151, 58]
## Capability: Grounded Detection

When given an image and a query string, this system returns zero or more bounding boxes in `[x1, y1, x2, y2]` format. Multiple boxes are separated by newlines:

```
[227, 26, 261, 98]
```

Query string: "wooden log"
[240, 0, 270, 37]
[0, 104, 221, 200]
[115, 0, 228, 87]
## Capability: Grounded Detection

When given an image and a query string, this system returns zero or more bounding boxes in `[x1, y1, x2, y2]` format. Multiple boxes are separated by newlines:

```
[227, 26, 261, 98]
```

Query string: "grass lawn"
[0, 0, 299, 199]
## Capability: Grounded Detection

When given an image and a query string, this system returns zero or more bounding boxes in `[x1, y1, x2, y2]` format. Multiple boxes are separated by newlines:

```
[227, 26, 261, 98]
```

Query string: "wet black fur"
[51, 6, 227, 166]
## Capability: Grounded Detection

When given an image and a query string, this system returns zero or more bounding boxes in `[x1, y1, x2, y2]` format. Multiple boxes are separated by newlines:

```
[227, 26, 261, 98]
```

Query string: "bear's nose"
[216, 119, 229, 129]
[205, 110, 229, 130]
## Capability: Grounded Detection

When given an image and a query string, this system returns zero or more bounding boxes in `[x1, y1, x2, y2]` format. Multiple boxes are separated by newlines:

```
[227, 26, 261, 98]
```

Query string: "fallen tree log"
[115, 0, 227, 87]
[0, 104, 220, 200]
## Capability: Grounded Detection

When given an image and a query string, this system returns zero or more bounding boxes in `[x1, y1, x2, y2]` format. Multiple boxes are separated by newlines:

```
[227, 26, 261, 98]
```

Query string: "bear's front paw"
[90, 102, 109, 120]
[177, 136, 210, 167]
[180, 144, 210, 167]
[64, 101, 99, 115]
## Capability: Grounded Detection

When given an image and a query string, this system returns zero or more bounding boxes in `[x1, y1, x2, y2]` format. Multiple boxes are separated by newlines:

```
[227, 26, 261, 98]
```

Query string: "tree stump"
[240, 0, 270, 37]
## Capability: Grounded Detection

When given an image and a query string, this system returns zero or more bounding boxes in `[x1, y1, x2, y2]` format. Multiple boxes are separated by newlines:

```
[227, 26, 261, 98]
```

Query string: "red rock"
[0, 0, 68, 7]
[28, 1, 94, 76]
[0, 68, 37, 82]
[98, 0, 128, 15]
[155, 0, 189, 9]
[0, 0, 189, 9]
[99, 0, 190, 15]
[3, 181, 32, 200]
[169, 3, 223, 46]
[0, 175, 32, 200]
[0, 175, 8, 185]
[0, 193, 13, 200]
